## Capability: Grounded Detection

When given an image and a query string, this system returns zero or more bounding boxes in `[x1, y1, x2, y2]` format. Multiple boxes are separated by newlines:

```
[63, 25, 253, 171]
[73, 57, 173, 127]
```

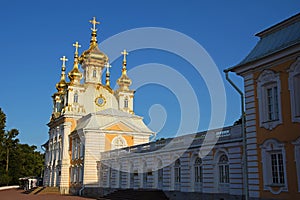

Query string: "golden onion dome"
[68, 42, 83, 85]
[68, 57, 82, 85]
[79, 30, 108, 66]
[79, 17, 108, 67]
[117, 67, 132, 88]
[117, 49, 132, 91]
[56, 56, 68, 92]
[56, 79, 67, 92]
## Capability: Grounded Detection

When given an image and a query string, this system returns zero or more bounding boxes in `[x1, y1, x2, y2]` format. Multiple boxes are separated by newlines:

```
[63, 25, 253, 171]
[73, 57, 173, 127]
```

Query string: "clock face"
[95, 95, 106, 107]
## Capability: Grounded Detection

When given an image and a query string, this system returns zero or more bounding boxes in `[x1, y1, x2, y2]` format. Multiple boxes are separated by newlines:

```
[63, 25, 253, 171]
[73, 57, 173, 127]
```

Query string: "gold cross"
[121, 49, 128, 61]
[73, 41, 81, 55]
[89, 17, 100, 31]
[60, 56, 68, 67]
[105, 61, 112, 73]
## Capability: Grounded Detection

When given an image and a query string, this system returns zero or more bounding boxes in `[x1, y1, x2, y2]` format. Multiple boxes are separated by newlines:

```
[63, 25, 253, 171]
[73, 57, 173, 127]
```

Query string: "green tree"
[0, 108, 44, 186]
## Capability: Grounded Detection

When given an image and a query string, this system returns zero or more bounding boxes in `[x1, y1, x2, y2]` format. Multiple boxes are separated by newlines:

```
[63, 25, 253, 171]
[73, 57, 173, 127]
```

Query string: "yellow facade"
[228, 13, 300, 199]
[253, 58, 300, 199]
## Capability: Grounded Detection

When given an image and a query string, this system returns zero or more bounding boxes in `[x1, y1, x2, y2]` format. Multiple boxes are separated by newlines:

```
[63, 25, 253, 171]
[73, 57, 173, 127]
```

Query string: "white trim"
[233, 44, 300, 75]
[292, 137, 300, 192]
[288, 57, 300, 123]
[260, 138, 288, 194]
[191, 155, 203, 192]
[214, 149, 230, 194]
[257, 70, 282, 130]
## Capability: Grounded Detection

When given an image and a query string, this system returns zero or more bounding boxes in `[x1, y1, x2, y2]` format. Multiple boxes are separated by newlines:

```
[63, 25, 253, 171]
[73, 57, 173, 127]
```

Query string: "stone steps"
[37, 186, 60, 194]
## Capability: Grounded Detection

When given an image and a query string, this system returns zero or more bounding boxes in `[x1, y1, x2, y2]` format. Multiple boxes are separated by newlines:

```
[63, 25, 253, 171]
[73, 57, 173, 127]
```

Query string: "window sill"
[260, 119, 282, 130]
[266, 184, 285, 187]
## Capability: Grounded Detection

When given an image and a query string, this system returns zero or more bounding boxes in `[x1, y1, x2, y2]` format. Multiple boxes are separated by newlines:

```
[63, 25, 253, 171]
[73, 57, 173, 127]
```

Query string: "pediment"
[104, 121, 134, 132]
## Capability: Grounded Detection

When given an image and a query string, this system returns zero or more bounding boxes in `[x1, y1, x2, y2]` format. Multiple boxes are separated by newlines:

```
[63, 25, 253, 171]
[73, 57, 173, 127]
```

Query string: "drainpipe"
[79, 185, 85, 196]
[224, 70, 249, 200]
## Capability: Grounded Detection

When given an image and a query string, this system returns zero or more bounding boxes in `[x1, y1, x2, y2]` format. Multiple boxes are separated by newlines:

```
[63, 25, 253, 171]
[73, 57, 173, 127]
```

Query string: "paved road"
[0, 188, 96, 200]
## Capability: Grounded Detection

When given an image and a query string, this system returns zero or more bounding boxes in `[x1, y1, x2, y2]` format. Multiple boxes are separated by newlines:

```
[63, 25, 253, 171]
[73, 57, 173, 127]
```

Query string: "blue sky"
[0, 0, 299, 151]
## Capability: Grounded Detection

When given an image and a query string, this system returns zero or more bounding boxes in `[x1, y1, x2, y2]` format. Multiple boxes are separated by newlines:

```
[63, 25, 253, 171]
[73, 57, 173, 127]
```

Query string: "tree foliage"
[0, 108, 44, 186]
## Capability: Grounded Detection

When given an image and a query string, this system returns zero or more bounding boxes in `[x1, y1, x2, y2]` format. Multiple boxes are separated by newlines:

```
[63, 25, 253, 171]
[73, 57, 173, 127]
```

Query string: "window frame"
[292, 137, 300, 192]
[74, 93, 79, 103]
[288, 57, 300, 122]
[257, 70, 282, 130]
[111, 136, 127, 150]
[92, 69, 97, 78]
[174, 159, 181, 183]
[218, 154, 229, 184]
[194, 157, 203, 183]
[124, 98, 129, 108]
[260, 138, 288, 194]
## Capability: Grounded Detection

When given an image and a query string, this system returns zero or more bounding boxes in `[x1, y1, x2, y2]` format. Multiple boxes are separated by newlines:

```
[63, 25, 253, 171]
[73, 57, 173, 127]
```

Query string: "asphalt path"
[0, 188, 96, 200]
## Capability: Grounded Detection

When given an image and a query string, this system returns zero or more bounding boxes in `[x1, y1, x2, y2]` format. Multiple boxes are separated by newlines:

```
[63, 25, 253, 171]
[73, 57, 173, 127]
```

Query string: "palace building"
[226, 13, 300, 199]
[43, 13, 300, 200]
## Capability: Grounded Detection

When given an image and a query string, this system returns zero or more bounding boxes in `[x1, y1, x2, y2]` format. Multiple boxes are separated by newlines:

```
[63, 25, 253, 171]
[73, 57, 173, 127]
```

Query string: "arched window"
[174, 159, 181, 183]
[93, 69, 97, 78]
[194, 157, 203, 183]
[124, 98, 129, 108]
[289, 57, 300, 122]
[218, 154, 229, 183]
[74, 93, 78, 103]
[111, 136, 127, 150]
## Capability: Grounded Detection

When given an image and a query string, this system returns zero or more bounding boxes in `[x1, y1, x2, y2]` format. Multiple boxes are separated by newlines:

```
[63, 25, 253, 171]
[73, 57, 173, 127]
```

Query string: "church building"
[43, 17, 154, 194]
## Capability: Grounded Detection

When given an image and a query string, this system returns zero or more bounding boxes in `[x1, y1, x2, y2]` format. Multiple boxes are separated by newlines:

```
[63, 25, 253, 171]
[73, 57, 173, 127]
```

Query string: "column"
[59, 121, 72, 194]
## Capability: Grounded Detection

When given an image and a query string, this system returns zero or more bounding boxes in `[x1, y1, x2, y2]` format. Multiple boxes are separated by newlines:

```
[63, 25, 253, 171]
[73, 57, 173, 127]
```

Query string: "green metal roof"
[226, 13, 300, 72]
[239, 19, 300, 65]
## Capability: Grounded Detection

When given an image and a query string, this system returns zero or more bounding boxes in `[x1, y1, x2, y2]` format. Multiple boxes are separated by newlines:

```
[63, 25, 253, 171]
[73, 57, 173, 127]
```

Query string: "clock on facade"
[95, 95, 106, 107]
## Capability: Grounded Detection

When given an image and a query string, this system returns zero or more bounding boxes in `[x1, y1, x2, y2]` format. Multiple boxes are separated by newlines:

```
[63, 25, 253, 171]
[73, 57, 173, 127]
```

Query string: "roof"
[75, 108, 153, 134]
[227, 13, 300, 72]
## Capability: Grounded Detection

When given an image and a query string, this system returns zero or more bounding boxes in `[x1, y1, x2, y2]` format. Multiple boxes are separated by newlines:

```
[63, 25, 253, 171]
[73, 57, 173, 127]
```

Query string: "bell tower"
[115, 49, 135, 114]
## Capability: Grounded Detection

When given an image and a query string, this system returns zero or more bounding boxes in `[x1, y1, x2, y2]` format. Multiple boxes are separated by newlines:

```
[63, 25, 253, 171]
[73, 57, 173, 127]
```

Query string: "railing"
[101, 125, 242, 159]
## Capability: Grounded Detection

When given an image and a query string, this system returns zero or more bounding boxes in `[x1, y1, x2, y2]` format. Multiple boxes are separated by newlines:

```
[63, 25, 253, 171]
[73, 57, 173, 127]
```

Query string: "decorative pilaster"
[59, 121, 72, 194]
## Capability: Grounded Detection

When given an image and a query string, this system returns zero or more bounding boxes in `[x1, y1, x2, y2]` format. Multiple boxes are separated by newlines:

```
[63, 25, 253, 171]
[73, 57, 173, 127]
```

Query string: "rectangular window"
[175, 168, 181, 183]
[74, 93, 78, 103]
[295, 75, 300, 117]
[194, 166, 202, 183]
[124, 99, 128, 108]
[271, 153, 285, 184]
[93, 70, 97, 78]
[225, 165, 229, 183]
[219, 165, 229, 183]
[267, 86, 279, 121]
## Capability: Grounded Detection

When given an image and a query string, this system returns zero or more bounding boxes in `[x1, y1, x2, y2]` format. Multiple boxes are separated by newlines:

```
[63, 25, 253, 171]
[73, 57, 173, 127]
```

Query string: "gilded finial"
[89, 17, 100, 47]
[60, 56, 68, 70]
[56, 56, 68, 91]
[105, 61, 112, 87]
[121, 49, 128, 63]
[105, 61, 112, 74]
[73, 41, 81, 58]
[68, 42, 83, 85]
[59, 55, 67, 81]
[121, 49, 128, 75]
[89, 17, 100, 32]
